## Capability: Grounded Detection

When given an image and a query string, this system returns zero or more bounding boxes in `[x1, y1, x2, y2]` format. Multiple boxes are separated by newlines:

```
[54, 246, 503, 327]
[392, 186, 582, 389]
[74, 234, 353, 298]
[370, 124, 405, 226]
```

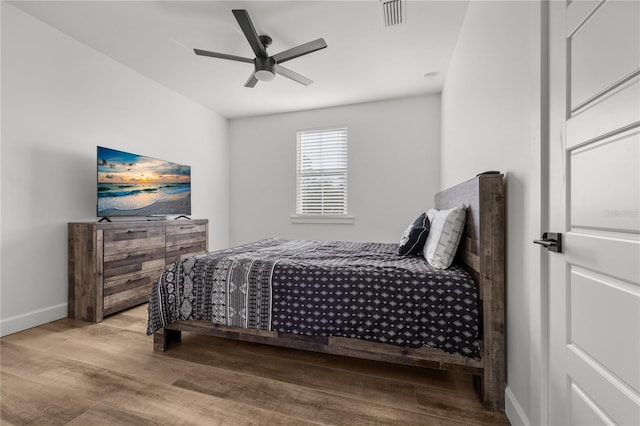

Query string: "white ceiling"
[10, 0, 469, 119]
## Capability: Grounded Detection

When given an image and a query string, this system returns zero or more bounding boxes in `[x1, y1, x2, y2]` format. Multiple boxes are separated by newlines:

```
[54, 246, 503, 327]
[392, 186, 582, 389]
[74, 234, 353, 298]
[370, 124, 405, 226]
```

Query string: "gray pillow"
[423, 204, 467, 269]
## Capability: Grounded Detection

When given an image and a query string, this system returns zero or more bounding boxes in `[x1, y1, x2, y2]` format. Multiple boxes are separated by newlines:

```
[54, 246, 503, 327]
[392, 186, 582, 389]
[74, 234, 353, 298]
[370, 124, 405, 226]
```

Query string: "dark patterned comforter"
[147, 238, 480, 358]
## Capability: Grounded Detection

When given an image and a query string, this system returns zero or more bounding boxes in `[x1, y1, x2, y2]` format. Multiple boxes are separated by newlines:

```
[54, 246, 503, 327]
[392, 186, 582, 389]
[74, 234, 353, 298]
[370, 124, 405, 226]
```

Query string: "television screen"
[97, 146, 191, 218]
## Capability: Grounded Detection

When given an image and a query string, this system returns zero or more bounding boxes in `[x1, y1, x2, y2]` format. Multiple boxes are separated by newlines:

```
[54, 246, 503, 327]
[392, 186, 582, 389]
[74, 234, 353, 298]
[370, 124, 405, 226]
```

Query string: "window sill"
[290, 215, 355, 225]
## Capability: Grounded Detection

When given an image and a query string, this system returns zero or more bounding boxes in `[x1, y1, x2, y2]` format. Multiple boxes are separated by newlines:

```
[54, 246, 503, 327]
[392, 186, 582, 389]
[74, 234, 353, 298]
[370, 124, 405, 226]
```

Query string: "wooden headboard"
[434, 173, 505, 411]
[434, 174, 505, 300]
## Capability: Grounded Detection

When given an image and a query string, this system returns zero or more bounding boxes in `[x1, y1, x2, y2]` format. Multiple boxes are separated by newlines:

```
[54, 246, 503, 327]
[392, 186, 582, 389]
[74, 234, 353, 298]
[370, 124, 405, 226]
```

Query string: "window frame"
[291, 126, 354, 225]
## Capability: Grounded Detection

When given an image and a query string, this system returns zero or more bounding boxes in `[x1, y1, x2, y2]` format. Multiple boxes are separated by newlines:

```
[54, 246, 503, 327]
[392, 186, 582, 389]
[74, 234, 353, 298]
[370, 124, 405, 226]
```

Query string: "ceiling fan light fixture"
[254, 56, 276, 82]
[255, 69, 276, 82]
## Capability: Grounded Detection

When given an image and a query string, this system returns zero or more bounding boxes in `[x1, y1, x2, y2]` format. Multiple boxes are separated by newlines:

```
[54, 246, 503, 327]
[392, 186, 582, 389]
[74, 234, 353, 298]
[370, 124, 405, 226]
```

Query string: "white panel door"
[547, 1, 640, 425]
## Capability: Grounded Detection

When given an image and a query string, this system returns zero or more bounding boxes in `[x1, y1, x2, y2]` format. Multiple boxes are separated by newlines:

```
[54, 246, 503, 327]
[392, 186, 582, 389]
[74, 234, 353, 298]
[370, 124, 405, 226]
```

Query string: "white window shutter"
[296, 128, 348, 215]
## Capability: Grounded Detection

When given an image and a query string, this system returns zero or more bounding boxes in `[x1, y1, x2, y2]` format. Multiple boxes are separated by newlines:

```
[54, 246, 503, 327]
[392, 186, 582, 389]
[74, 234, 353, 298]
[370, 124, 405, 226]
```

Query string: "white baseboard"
[0, 303, 68, 337]
[505, 385, 531, 426]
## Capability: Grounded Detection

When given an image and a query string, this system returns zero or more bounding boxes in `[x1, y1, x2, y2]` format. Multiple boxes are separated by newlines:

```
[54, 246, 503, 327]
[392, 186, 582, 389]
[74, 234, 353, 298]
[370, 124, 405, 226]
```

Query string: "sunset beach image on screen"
[97, 146, 191, 217]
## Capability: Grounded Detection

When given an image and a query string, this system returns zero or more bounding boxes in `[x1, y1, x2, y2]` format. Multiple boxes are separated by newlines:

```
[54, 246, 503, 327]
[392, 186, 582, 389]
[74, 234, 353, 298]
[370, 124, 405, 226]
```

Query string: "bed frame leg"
[474, 366, 505, 412]
[153, 328, 182, 352]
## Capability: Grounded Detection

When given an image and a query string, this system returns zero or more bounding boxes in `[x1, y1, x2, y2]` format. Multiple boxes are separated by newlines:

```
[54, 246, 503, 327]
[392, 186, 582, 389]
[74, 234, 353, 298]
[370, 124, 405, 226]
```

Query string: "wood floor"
[1, 304, 509, 425]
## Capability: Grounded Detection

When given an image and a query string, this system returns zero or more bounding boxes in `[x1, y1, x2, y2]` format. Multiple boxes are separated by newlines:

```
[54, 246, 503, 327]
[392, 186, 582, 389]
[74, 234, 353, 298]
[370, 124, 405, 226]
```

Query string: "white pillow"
[423, 204, 467, 269]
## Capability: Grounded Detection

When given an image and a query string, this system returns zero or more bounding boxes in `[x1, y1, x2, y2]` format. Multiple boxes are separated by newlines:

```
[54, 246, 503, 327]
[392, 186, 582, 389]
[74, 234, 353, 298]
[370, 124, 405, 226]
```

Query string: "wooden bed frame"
[153, 174, 506, 411]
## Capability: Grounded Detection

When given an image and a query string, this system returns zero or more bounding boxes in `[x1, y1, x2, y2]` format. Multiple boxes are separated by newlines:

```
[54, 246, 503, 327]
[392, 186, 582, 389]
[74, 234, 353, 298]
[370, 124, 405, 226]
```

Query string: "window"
[294, 127, 352, 223]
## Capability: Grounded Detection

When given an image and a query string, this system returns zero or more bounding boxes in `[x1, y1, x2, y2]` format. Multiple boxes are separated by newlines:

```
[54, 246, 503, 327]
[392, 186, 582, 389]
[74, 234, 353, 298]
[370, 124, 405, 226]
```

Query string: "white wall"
[229, 95, 440, 246]
[441, 1, 543, 425]
[0, 4, 229, 336]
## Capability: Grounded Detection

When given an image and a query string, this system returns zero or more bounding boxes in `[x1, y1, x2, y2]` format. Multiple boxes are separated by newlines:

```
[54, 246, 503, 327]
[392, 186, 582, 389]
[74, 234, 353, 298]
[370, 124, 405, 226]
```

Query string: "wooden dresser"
[68, 219, 208, 322]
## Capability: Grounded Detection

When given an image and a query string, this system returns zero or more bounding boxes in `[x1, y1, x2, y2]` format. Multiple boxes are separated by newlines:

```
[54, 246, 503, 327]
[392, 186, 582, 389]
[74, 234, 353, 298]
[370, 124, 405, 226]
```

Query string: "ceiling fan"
[194, 9, 327, 88]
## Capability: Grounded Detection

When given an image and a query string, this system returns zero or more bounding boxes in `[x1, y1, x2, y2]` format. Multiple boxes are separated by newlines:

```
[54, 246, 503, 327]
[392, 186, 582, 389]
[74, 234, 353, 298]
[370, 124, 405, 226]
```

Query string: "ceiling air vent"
[379, 0, 405, 27]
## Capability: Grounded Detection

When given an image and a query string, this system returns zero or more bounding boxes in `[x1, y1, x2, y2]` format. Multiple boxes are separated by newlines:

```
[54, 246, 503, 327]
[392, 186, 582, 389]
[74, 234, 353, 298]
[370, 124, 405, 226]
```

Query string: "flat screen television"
[97, 146, 191, 218]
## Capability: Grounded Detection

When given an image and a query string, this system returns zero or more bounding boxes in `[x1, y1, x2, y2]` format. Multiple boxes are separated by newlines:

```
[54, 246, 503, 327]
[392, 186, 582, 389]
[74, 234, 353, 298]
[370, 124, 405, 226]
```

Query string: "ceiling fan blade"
[232, 9, 267, 58]
[272, 38, 327, 64]
[194, 48, 253, 64]
[274, 64, 313, 86]
[244, 72, 259, 88]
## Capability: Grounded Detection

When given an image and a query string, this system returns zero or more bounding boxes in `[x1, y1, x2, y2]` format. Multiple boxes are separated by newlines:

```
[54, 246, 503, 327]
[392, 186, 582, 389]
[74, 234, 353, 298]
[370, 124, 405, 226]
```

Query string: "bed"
[148, 173, 505, 411]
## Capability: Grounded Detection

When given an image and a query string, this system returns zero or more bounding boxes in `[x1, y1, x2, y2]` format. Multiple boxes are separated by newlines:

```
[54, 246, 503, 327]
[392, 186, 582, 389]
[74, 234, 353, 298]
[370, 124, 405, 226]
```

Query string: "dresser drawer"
[165, 223, 207, 265]
[103, 267, 164, 316]
[103, 227, 165, 256]
[103, 247, 166, 278]
[103, 226, 165, 278]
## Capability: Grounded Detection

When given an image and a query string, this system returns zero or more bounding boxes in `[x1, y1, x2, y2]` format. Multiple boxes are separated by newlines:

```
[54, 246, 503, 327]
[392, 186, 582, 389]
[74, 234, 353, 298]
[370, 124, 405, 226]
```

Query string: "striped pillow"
[423, 204, 467, 269]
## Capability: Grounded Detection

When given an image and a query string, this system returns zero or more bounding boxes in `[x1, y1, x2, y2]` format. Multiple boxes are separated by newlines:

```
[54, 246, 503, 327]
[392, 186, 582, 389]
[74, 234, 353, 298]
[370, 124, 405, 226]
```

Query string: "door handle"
[534, 232, 562, 253]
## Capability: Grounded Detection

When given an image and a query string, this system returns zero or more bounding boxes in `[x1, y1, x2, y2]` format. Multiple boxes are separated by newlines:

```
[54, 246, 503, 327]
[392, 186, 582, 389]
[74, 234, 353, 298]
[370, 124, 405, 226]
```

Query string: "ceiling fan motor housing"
[254, 56, 276, 81]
